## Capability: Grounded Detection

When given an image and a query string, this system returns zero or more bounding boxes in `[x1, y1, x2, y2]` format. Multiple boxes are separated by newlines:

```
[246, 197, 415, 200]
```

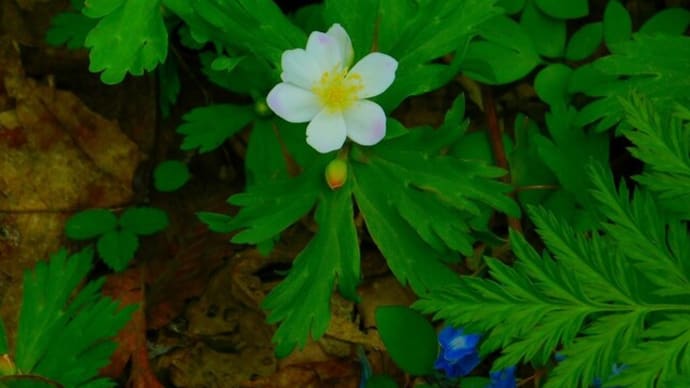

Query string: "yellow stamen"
[312, 67, 363, 113]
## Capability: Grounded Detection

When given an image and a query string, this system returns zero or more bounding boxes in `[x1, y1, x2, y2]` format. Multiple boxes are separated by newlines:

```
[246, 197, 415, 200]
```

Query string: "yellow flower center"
[312, 67, 363, 113]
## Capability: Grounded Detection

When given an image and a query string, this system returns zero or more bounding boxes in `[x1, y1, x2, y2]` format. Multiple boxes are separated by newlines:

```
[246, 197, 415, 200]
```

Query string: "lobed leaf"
[84, 0, 168, 84]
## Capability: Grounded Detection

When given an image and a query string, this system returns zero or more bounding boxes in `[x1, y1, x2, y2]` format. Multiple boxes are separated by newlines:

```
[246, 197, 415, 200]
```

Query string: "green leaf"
[520, 1, 566, 58]
[366, 374, 399, 388]
[153, 160, 190, 192]
[65, 209, 117, 240]
[463, 15, 540, 84]
[534, 0, 588, 19]
[199, 52, 274, 95]
[386, 1, 500, 65]
[244, 119, 289, 187]
[84, 0, 168, 84]
[45, 11, 97, 49]
[14, 248, 135, 386]
[375, 306, 437, 375]
[262, 187, 360, 357]
[603, 0, 632, 50]
[496, 0, 525, 14]
[97, 229, 139, 271]
[618, 95, 690, 219]
[460, 377, 492, 388]
[225, 166, 322, 245]
[119, 207, 169, 235]
[578, 35, 690, 131]
[164, 0, 306, 66]
[210, 55, 244, 72]
[158, 54, 180, 118]
[639, 8, 690, 36]
[565, 22, 603, 61]
[324, 0, 379, 61]
[177, 104, 254, 153]
[197, 212, 234, 233]
[534, 64, 573, 108]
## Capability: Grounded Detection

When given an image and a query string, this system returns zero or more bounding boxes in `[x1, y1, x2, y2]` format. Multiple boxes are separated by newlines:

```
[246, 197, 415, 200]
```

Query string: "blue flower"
[434, 326, 481, 378]
[488, 365, 517, 388]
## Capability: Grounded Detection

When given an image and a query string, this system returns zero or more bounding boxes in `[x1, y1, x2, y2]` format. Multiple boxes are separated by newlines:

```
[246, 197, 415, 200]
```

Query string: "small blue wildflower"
[488, 365, 517, 388]
[434, 326, 481, 378]
[593, 363, 627, 388]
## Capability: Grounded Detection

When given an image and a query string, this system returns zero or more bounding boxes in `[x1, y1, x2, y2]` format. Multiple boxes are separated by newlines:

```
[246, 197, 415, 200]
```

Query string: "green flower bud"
[325, 159, 348, 190]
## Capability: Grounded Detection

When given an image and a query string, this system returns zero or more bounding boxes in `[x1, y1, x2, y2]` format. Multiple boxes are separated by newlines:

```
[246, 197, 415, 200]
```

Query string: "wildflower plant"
[30, 0, 690, 386]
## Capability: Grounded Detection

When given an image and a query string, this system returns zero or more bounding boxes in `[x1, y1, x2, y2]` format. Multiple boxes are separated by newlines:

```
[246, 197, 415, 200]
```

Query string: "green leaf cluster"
[201, 96, 519, 356]
[415, 158, 690, 387]
[0, 248, 135, 387]
[65, 207, 169, 271]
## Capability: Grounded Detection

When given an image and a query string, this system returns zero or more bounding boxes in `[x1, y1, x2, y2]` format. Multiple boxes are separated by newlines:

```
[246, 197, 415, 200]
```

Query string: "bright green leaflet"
[565, 22, 603, 61]
[84, 0, 168, 84]
[520, 1, 566, 58]
[375, 306, 437, 376]
[97, 229, 139, 272]
[534, 0, 588, 19]
[534, 64, 572, 108]
[639, 8, 690, 36]
[14, 248, 135, 386]
[262, 187, 360, 357]
[602, 0, 632, 50]
[154, 160, 190, 193]
[119, 207, 169, 236]
[177, 104, 254, 153]
[65, 209, 117, 240]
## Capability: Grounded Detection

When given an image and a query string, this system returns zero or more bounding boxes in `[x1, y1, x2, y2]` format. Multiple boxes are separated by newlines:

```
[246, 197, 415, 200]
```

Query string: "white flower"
[267, 24, 398, 153]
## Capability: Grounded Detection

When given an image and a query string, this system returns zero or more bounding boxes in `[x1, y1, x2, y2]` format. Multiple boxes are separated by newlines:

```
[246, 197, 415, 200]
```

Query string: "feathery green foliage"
[0, 248, 135, 387]
[415, 162, 690, 387]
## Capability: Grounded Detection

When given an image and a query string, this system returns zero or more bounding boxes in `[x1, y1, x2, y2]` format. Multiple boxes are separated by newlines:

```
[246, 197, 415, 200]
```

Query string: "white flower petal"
[348, 52, 398, 99]
[267, 83, 321, 123]
[280, 48, 321, 89]
[343, 100, 386, 146]
[306, 110, 347, 153]
[326, 23, 354, 67]
[306, 31, 343, 73]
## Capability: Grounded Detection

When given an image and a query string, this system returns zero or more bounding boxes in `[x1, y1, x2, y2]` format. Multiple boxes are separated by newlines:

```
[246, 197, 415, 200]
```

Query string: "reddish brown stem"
[480, 85, 523, 234]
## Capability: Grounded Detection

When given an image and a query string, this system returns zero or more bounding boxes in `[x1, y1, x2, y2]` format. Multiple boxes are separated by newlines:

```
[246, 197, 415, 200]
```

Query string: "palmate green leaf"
[351, 124, 518, 293]
[261, 187, 359, 357]
[375, 0, 499, 109]
[534, 104, 609, 230]
[177, 104, 254, 153]
[163, 0, 306, 67]
[221, 163, 323, 245]
[14, 248, 135, 386]
[577, 34, 690, 132]
[45, 10, 97, 49]
[83, 0, 167, 84]
[618, 95, 690, 219]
